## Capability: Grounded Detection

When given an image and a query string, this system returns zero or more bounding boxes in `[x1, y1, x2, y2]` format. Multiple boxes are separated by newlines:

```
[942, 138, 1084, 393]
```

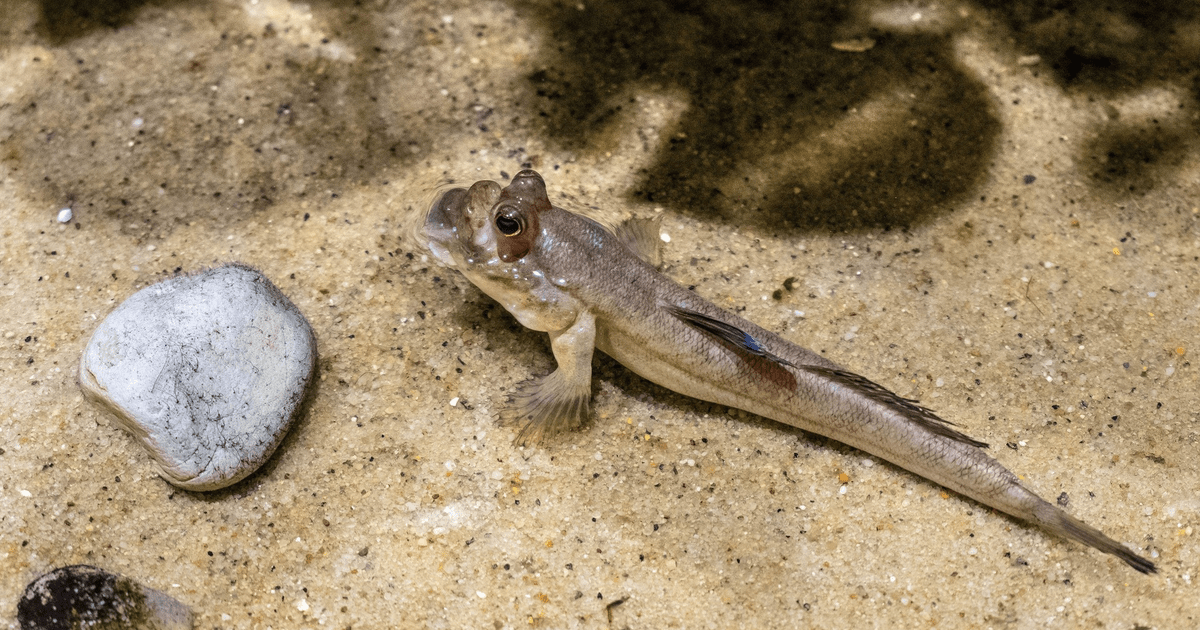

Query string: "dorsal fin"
[664, 304, 796, 368]
[665, 303, 988, 450]
[612, 215, 663, 267]
[797, 366, 990, 449]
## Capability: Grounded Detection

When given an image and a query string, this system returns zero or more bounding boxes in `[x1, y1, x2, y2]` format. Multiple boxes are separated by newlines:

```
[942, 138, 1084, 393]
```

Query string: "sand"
[1, 0, 1197, 627]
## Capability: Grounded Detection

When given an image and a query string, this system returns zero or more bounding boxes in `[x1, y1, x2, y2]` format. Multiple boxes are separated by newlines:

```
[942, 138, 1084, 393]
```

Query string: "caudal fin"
[1031, 499, 1157, 574]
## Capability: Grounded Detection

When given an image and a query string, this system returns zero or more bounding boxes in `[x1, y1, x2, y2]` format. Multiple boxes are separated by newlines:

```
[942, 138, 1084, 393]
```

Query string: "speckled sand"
[2, 1, 1198, 628]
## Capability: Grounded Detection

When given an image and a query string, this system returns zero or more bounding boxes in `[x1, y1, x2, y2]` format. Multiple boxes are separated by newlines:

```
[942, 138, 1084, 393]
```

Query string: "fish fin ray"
[499, 371, 591, 447]
[611, 215, 664, 267]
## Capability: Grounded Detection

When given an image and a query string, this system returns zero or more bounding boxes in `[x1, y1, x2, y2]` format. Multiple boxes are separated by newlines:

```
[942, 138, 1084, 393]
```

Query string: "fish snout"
[425, 187, 469, 236]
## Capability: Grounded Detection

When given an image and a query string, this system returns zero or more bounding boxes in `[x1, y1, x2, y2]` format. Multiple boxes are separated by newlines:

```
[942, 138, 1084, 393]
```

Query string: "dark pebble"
[18, 565, 193, 629]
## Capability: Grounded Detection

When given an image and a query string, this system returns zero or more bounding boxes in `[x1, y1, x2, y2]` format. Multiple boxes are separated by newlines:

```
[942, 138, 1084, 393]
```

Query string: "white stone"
[79, 263, 316, 491]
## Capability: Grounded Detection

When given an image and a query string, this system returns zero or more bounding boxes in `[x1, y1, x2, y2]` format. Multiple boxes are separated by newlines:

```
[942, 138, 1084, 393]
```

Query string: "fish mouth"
[413, 185, 470, 267]
[416, 176, 508, 269]
[425, 187, 468, 235]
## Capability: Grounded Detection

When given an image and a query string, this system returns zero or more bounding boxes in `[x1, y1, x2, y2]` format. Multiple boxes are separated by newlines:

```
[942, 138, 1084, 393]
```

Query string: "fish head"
[420, 170, 579, 331]
[422, 169, 551, 269]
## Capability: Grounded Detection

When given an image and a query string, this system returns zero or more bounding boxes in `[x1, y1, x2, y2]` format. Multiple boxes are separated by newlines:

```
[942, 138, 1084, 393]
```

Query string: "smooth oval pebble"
[78, 263, 316, 491]
[18, 565, 193, 630]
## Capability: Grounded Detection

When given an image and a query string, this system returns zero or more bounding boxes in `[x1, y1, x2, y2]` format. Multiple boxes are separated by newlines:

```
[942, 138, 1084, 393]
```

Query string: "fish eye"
[495, 212, 523, 236]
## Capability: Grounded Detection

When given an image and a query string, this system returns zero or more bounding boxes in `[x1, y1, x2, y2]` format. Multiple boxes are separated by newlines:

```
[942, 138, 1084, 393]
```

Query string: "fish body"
[420, 169, 1156, 574]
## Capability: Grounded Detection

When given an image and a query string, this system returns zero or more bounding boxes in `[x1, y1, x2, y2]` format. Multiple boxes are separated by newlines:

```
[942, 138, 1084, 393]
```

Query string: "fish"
[418, 168, 1157, 574]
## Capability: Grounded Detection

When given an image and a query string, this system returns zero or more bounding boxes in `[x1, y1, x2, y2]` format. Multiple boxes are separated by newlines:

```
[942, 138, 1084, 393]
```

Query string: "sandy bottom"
[2, 1, 1197, 628]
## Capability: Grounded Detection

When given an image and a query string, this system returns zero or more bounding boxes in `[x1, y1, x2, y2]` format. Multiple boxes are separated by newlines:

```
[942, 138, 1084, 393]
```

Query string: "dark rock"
[18, 564, 193, 629]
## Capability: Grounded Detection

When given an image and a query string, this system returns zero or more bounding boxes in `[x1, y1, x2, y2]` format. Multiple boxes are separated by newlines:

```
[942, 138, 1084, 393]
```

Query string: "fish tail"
[1012, 486, 1158, 574]
[798, 366, 1158, 574]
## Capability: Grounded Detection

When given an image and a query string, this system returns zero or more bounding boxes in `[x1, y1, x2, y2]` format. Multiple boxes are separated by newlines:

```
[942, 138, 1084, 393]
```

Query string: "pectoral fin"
[500, 311, 596, 446]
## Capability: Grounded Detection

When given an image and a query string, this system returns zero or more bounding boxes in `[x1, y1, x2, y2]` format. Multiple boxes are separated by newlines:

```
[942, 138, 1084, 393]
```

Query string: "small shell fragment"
[832, 38, 876, 52]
